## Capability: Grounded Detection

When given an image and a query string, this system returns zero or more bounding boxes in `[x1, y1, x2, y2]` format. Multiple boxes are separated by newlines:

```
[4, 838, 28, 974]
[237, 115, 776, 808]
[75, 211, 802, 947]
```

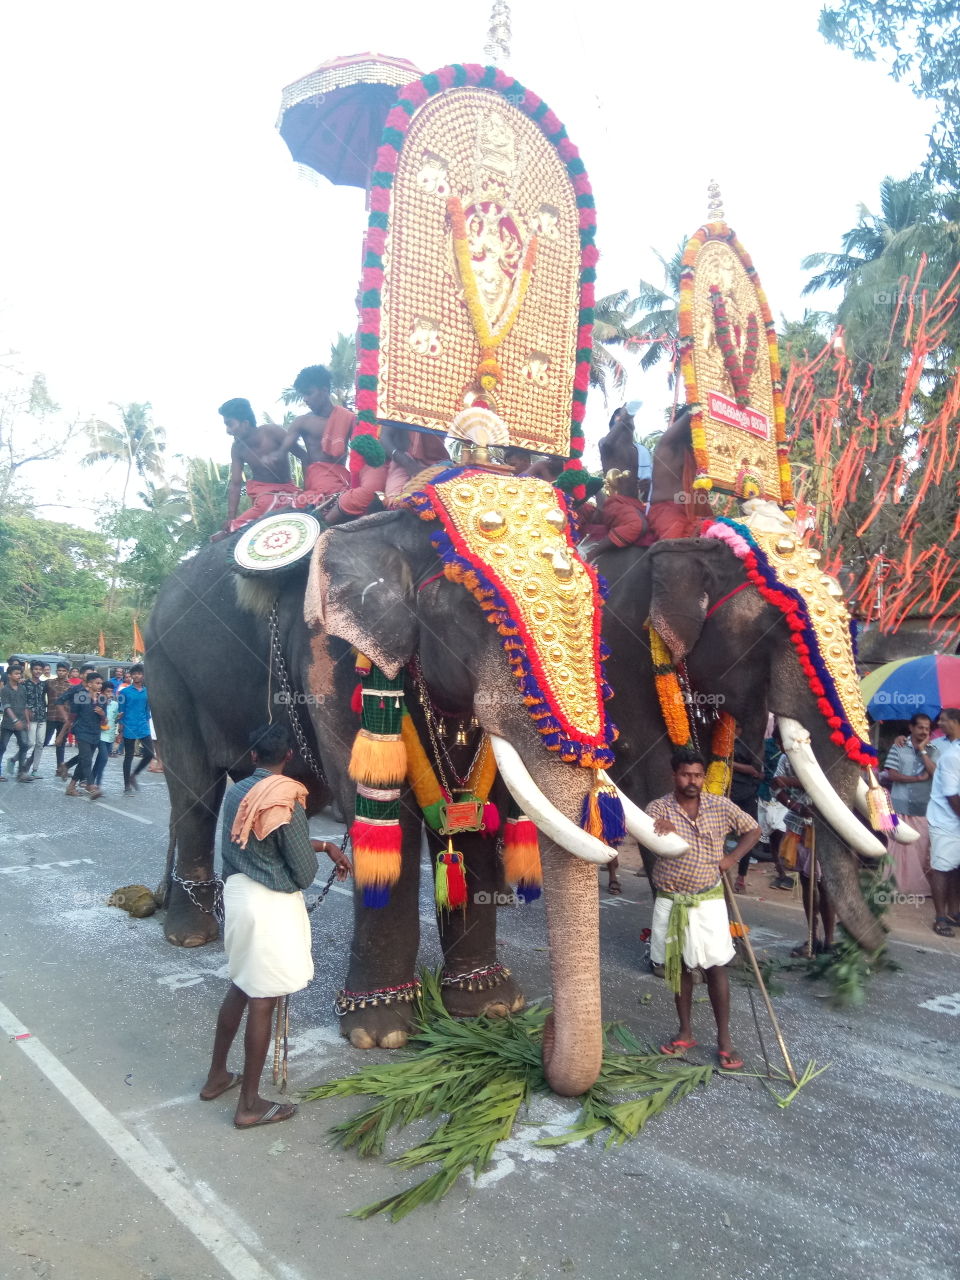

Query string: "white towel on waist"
[223, 872, 314, 998]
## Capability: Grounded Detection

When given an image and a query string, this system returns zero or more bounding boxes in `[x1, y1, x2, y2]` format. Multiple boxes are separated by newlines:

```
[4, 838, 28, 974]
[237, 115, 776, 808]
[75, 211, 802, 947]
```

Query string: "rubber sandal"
[199, 1072, 241, 1101]
[933, 917, 955, 937]
[607, 880, 623, 896]
[718, 1050, 744, 1071]
[791, 942, 815, 958]
[660, 1038, 698, 1056]
[234, 1102, 297, 1129]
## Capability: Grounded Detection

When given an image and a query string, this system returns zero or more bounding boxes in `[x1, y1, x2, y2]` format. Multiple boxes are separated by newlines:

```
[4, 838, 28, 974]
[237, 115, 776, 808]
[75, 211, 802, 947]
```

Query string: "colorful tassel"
[865, 768, 898, 833]
[435, 841, 468, 911]
[350, 682, 363, 716]
[579, 774, 625, 845]
[348, 728, 406, 786]
[481, 801, 500, 835]
[350, 818, 403, 908]
[502, 814, 542, 903]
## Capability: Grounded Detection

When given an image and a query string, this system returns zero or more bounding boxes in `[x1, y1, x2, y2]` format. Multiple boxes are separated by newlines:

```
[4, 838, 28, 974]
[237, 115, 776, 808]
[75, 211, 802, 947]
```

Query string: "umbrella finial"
[484, 0, 512, 65]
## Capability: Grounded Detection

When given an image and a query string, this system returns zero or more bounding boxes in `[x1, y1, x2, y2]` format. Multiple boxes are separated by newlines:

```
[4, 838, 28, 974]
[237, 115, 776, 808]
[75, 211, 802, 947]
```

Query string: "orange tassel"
[348, 729, 406, 786]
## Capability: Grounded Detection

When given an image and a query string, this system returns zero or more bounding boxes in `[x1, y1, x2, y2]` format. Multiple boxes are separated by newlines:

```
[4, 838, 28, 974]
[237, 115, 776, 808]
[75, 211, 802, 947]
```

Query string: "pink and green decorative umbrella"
[277, 52, 421, 190]
[861, 654, 960, 720]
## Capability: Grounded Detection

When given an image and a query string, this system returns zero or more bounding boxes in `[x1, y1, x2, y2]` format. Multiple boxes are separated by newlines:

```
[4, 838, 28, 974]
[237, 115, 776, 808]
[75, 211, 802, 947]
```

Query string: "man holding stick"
[647, 747, 760, 1070]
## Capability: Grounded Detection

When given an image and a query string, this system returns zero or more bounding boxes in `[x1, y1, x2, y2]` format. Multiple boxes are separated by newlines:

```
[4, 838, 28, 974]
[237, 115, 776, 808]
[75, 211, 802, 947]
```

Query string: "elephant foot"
[440, 962, 525, 1020]
[336, 980, 420, 1049]
[163, 880, 219, 948]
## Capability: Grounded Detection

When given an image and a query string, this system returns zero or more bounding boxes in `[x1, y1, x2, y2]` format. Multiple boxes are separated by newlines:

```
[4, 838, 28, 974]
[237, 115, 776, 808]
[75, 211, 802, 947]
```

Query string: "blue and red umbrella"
[861, 654, 960, 721]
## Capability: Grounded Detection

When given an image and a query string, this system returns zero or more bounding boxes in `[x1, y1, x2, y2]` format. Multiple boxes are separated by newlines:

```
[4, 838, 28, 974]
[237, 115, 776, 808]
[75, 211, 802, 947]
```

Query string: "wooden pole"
[722, 873, 798, 1085]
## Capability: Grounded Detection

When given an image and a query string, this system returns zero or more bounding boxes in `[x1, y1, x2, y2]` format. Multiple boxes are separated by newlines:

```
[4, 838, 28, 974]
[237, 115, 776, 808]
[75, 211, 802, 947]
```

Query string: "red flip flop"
[718, 1050, 744, 1070]
[660, 1038, 698, 1056]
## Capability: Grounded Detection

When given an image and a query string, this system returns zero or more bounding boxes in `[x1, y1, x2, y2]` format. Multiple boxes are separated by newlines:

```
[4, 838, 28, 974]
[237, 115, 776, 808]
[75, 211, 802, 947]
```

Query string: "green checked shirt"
[646, 791, 758, 894]
[220, 769, 319, 894]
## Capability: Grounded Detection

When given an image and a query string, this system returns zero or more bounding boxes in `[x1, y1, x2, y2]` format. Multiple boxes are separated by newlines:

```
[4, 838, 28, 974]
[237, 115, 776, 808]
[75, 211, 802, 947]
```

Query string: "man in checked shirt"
[647, 747, 760, 1070]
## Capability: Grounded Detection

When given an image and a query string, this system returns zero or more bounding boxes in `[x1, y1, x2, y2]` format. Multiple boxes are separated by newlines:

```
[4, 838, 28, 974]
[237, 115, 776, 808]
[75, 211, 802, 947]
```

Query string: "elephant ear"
[647, 537, 727, 662]
[306, 512, 423, 678]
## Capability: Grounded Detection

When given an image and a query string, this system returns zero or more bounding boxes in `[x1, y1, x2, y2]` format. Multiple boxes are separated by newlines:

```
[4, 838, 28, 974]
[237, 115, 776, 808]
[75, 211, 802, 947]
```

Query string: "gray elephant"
[598, 532, 892, 953]
[146, 484, 679, 1098]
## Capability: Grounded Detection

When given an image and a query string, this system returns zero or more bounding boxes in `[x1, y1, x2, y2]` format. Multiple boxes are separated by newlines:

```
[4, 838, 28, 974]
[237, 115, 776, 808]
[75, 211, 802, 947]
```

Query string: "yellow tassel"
[348, 729, 407, 786]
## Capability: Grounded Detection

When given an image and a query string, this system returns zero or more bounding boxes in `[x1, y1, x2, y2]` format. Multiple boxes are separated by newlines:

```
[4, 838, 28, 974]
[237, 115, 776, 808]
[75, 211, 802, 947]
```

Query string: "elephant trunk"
[539, 838, 603, 1096]
[815, 828, 888, 953]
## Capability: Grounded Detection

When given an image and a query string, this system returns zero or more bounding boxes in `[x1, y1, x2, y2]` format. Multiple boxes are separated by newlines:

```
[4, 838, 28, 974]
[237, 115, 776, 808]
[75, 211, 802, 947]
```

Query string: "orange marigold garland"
[649, 627, 694, 748]
[704, 711, 736, 796]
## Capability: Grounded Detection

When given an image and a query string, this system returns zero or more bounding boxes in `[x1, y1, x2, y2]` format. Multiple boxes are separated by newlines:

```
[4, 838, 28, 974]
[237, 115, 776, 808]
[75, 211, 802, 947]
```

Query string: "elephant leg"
[339, 802, 423, 1050]
[432, 829, 525, 1020]
[162, 760, 226, 948]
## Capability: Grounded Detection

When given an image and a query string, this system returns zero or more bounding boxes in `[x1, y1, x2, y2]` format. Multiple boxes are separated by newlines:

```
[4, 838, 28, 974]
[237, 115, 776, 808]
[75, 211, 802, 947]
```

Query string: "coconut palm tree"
[82, 403, 166, 609]
[630, 243, 686, 378]
[590, 290, 641, 397]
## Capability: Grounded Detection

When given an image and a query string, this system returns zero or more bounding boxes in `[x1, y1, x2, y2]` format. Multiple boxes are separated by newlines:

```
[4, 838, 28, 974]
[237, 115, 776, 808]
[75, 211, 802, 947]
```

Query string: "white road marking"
[0, 997, 281, 1280]
[0, 858, 95, 875]
[919, 991, 960, 1016]
[95, 802, 153, 825]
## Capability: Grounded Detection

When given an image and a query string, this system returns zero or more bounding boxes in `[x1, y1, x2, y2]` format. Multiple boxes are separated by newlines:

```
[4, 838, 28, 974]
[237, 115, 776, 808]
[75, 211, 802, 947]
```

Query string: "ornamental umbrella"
[277, 52, 421, 190]
[860, 654, 960, 721]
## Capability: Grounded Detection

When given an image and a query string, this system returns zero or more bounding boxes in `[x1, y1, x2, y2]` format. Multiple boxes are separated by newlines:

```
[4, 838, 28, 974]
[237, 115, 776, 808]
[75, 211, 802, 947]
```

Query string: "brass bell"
[454, 724, 469, 747]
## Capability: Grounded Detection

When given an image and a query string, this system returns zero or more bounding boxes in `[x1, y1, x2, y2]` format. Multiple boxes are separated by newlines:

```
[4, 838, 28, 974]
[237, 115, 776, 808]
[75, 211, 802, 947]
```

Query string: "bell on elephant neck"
[454, 724, 469, 747]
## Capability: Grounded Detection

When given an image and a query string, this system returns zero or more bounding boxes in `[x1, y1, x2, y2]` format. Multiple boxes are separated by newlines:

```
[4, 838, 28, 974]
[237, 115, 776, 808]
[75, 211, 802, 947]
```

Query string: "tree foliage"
[0, 370, 81, 513]
[819, 0, 960, 186]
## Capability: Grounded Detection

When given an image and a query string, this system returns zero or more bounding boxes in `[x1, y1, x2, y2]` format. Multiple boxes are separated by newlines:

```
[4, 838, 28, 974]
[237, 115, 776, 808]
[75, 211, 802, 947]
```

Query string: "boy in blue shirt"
[117, 664, 153, 794]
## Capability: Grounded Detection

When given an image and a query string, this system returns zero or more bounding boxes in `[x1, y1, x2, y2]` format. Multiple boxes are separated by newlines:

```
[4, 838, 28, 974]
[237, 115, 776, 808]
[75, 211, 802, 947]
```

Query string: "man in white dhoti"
[199, 724, 351, 1128]
[646, 748, 760, 1071]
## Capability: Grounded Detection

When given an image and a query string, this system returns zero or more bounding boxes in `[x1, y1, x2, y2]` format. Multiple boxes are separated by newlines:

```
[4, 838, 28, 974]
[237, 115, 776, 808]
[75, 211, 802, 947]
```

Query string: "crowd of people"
[0, 658, 157, 799]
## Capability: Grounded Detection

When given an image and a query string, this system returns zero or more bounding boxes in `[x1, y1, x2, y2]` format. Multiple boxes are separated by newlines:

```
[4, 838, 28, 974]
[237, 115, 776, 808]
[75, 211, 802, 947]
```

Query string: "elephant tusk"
[489, 735, 617, 865]
[854, 778, 919, 844]
[598, 772, 689, 857]
[776, 716, 885, 860]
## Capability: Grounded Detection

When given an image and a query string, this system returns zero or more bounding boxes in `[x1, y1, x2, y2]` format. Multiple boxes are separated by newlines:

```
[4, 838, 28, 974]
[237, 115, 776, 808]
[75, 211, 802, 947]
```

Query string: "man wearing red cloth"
[214, 398, 304, 540]
[282, 364, 385, 522]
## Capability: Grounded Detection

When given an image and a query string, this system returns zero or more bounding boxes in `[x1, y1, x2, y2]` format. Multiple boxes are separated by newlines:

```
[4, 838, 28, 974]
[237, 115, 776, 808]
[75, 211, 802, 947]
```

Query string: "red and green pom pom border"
[705, 516, 876, 767]
[396, 465, 617, 768]
[677, 223, 795, 510]
[352, 63, 597, 485]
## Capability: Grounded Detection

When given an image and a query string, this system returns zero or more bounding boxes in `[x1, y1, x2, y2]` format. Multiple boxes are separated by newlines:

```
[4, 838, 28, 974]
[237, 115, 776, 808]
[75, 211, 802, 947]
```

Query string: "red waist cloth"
[228, 481, 300, 533]
[601, 494, 648, 548]
[338, 463, 388, 516]
[646, 499, 699, 541]
[301, 460, 351, 504]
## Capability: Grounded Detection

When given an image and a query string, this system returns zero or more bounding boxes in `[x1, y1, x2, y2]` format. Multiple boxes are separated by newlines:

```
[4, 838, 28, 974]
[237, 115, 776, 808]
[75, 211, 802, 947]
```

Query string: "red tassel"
[481, 801, 500, 836]
[350, 683, 363, 716]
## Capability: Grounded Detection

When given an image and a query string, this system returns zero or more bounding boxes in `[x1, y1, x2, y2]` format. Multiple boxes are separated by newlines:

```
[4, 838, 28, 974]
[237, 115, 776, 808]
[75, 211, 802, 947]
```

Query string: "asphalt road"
[2, 756, 959, 1280]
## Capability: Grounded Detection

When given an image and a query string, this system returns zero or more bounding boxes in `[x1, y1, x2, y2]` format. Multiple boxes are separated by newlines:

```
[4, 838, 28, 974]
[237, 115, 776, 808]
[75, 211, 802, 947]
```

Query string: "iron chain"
[268, 602, 325, 782]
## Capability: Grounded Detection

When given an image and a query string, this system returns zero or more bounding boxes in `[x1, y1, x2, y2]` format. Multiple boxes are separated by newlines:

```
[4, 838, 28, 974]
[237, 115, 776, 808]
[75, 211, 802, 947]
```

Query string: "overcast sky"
[0, 0, 934, 520]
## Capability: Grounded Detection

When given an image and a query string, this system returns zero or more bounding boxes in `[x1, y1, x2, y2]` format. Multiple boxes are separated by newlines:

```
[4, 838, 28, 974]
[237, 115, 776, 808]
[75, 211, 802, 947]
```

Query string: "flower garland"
[677, 223, 794, 508]
[708, 285, 759, 408]
[703, 517, 877, 766]
[649, 626, 736, 794]
[649, 627, 694, 748]
[401, 713, 499, 835]
[353, 63, 597, 488]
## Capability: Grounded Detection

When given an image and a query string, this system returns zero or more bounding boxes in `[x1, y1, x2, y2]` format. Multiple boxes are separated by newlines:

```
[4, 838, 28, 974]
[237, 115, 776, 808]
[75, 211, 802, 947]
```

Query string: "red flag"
[133, 619, 145, 655]
[98, 630, 107, 656]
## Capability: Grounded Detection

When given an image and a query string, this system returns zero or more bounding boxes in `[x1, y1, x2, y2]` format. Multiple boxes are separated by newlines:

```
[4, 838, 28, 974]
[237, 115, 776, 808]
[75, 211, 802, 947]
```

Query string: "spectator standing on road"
[92, 681, 120, 790]
[118, 664, 153, 793]
[199, 724, 352, 1128]
[23, 660, 48, 776]
[884, 712, 938, 896]
[0, 666, 34, 782]
[45, 662, 72, 777]
[926, 707, 960, 937]
[58, 671, 106, 798]
[645, 747, 759, 1070]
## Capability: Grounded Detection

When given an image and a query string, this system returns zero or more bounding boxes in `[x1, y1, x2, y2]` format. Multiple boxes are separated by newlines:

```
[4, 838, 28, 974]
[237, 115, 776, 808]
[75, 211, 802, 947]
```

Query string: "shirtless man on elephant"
[213, 398, 305, 540]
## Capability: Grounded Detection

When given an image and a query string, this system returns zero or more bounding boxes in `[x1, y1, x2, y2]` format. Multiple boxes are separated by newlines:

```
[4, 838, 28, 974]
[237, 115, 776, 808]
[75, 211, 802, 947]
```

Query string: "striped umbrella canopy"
[277, 52, 421, 190]
[860, 654, 960, 721]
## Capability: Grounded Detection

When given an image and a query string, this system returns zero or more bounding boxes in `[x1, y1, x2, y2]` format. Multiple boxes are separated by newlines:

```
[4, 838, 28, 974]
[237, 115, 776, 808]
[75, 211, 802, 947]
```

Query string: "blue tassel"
[598, 790, 626, 845]
[362, 885, 391, 909]
[515, 882, 542, 904]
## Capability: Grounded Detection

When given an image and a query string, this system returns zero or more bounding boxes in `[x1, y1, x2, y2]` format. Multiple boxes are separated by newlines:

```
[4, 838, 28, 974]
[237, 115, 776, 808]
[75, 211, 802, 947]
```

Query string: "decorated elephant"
[599, 502, 897, 954]
[146, 470, 684, 1098]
